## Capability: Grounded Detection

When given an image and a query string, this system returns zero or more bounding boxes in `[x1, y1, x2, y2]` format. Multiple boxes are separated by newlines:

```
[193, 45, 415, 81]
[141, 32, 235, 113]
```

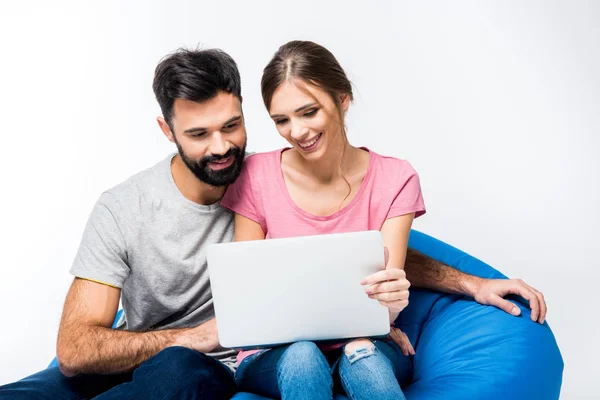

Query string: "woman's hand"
[361, 247, 411, 314]
[389, 327, 415, 356]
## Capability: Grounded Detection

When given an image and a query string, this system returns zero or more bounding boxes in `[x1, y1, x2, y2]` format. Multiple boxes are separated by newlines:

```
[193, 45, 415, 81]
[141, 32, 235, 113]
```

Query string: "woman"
[221, 40, 424, 400]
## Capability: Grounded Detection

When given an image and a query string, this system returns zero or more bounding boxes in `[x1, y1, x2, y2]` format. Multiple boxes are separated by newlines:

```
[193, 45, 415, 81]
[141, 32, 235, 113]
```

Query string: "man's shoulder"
[98, 154, 173, 212]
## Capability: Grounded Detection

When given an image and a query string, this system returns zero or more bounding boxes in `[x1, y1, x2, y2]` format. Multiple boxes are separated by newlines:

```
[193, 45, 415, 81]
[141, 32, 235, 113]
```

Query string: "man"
[0, 47, 547, 399]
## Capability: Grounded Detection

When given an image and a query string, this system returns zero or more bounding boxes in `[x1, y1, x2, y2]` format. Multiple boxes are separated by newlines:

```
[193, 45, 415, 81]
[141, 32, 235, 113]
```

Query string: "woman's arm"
[381, 213, 414, 270]
[234, 213, 266, 241]
[361, 213, 415, 322]
[381, 213, 414, 322]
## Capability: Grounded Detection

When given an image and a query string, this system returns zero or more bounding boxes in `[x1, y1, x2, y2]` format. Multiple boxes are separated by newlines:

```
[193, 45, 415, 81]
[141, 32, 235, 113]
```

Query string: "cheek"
[276, 124, 291, 140]
[181, 139, 209, 159]
[311, 114, 330, 132]
[231, 128, 247, 148]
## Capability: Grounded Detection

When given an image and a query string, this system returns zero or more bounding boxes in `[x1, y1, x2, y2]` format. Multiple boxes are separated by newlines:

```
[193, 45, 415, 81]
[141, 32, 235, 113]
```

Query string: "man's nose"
[209, 132, 230, 156]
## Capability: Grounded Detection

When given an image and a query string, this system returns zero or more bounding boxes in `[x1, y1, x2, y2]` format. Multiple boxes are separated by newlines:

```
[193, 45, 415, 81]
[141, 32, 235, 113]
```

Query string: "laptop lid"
[207, 230, 390, 349]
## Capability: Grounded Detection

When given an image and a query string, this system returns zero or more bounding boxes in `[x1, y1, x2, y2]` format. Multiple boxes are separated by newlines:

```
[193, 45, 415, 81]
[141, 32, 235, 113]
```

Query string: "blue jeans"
[0, 346, 236, 400]
[235, 340, 411, 400]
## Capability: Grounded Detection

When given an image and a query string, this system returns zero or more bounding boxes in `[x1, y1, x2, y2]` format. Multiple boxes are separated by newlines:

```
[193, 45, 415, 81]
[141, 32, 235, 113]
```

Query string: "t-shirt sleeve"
[221, 157, 267, 232]
[387, 161, 426, 220]
[69, 192, 130, 288]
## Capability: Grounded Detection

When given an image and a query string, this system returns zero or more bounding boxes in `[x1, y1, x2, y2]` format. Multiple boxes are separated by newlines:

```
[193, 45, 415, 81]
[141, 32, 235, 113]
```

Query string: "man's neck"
[170, 155, 227, 205]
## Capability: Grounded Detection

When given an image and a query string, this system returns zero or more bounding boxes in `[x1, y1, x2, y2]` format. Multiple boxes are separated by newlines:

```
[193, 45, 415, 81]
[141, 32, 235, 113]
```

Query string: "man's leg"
[94, 346, 236, 400]
[0, 366, 130, 399]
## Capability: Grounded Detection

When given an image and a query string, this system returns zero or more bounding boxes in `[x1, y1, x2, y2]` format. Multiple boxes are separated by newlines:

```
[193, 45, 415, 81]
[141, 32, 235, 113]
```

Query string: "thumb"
[489, 294, 521, 316]
[383, 246, 390, 269]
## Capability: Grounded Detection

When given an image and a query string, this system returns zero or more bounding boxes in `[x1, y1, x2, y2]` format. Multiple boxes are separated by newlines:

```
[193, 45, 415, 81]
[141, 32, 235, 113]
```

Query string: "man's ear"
[157, 117, 175, 143]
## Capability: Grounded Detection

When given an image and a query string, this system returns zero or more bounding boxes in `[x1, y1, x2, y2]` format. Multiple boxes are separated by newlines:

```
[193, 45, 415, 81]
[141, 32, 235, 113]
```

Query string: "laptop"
[207, 230, 390, 350]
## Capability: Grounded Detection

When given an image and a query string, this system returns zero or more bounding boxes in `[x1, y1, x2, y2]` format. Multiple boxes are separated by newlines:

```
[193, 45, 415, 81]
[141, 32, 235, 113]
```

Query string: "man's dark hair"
[152, 48, 242, 128]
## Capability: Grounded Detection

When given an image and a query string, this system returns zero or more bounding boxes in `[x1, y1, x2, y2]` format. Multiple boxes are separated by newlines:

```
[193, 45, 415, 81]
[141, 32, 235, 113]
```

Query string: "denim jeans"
[235, 340, 411, 400]
[0, 346, 236, 400]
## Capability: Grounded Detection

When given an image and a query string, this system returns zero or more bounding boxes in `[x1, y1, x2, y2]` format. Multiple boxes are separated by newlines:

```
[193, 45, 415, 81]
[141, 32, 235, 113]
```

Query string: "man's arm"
[404, 248, 547, 323]
[56, 278, 219, 377]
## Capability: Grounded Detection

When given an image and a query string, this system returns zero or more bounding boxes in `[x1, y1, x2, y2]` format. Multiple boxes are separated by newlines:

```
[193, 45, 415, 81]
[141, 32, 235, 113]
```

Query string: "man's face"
[165, 92, 247, 187]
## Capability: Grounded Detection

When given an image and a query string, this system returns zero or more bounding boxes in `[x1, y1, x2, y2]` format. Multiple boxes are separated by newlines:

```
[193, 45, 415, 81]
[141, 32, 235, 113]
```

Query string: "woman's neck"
[291, 139, 362, 184]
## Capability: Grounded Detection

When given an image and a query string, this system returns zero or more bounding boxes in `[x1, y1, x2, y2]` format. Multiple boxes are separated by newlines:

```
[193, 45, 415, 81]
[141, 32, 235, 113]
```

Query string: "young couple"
[0, 41, 547, 400]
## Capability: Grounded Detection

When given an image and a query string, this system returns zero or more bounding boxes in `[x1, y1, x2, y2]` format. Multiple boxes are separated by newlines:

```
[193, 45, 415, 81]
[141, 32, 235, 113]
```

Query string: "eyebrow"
[270, 103, 317, 119]
[183, 115, 242, 134]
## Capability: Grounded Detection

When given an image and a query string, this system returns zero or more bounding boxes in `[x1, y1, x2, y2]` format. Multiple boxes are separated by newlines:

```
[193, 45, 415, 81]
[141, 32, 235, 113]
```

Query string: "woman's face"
[268, 81, 349, 161]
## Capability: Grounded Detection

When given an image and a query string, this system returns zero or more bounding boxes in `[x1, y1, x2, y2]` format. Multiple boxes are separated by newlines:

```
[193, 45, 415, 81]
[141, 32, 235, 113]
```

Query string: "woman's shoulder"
[240, 148, 284, 173]
[366, 148, 418, 175]
[244, 148, 283, 165]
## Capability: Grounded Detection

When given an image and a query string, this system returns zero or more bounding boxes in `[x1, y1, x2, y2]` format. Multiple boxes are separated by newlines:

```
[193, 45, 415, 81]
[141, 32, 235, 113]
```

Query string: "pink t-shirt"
[220, 148, 426, 363]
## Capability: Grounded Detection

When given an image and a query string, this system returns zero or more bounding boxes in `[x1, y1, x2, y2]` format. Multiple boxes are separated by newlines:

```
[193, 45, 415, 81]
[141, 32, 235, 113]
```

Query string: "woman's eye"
[275, 119, 288, 125]
[304, 109, 318, 117]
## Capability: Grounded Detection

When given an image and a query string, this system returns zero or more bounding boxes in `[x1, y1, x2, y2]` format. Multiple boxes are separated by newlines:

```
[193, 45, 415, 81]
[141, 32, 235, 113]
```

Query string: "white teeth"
[299, 133, 321, 149]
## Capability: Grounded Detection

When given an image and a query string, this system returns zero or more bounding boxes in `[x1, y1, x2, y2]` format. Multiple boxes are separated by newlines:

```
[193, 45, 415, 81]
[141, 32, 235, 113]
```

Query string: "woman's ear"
[340, 93, 351, 112]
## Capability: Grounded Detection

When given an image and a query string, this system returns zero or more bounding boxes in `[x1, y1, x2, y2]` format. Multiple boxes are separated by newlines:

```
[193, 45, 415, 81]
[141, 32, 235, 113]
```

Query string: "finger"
[528, 285, 547, 324]
[365, 280, 410, 295]
[384, 246, 390, 267]
[509, 281, 540, 322]
[392, 329, 415, 356]
[487, 294, 521, 316]
[365, 280, 404, 295]
[361, 269, 407, 286]
[402, 331, 415, 355]
[369, 290, 410, 303]
[390, 329, 409, 356]
[378, 299, 409, 312]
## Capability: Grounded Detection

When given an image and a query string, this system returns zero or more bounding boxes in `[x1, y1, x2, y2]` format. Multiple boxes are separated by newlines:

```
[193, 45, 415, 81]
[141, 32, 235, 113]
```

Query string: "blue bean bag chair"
[49, 230, 563, 399]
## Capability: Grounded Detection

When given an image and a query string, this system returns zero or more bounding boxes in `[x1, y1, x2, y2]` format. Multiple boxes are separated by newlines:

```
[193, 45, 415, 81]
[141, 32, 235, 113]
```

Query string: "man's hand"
[174, 318, 220, 352]
[471, 278, 547, 324]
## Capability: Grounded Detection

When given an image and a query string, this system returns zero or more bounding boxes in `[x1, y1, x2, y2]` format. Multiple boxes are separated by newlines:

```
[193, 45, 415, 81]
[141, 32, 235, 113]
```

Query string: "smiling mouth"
[207, 156, 234, 170]
[297, 133, 322, 150]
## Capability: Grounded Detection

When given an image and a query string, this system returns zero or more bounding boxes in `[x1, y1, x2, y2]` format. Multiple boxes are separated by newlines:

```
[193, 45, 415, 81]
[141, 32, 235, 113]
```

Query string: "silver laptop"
[207, 230, 390, 350]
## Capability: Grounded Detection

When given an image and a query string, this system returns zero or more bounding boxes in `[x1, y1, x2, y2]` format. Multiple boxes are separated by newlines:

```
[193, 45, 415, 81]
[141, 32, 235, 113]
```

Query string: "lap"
[236, 339, 412, 398]
[0, 347, 235, 400]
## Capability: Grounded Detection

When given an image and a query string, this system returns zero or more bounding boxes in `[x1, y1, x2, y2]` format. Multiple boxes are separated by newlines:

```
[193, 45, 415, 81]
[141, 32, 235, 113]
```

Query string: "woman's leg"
[337, 339, 407, 400]
[236, 341, 333, 400]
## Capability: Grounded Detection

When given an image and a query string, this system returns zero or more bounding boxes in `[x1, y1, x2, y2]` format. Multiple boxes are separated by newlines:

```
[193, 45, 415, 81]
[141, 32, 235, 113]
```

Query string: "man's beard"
[175, 140, 246, 187]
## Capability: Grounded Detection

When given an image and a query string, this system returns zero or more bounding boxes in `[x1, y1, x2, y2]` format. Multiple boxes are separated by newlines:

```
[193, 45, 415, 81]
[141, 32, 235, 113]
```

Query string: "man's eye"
[192, 132, 206, 138]
[224, 123, 237, 130]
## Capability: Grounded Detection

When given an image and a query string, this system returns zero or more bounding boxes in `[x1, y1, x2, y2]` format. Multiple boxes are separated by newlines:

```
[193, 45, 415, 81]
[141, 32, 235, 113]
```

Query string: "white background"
[0, 1, 598, 398]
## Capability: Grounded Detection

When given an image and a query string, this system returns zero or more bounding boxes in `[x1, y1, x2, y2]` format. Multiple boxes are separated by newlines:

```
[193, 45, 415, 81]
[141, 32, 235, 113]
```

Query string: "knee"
[278, 341, 329, 377]
[150, 347, 234, 392]
[153, 346, 207, 369]
[283, 341, 322, 361]
[343, 339, 376, 364]
[151, 346, 228, 382]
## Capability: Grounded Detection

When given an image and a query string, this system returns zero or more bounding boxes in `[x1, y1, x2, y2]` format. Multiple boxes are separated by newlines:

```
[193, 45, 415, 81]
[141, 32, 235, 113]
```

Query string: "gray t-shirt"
[70, 153, 236, 368]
